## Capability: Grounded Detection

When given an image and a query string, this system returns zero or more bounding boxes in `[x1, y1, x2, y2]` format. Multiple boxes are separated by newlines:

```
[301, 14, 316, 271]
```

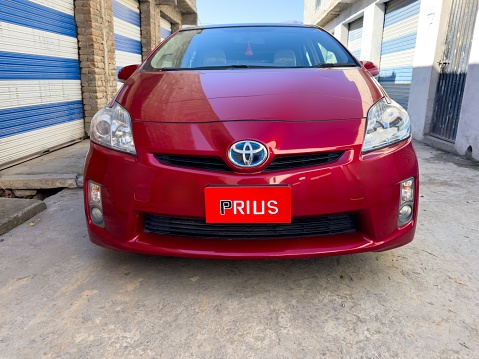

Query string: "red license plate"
[205, 186, 292, 224]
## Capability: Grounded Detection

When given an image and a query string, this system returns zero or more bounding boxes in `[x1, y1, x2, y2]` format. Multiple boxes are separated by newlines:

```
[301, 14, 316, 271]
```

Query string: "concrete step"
[0, 140, 88, 191]
[0, 174, 82, 190]
[0, 198, 47, 236]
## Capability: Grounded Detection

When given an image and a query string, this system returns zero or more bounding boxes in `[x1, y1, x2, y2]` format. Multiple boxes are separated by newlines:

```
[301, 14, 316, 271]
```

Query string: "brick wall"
[74, 0, 197, 134]
[139, 0, 162, 60]
[75, 0, 118, 133]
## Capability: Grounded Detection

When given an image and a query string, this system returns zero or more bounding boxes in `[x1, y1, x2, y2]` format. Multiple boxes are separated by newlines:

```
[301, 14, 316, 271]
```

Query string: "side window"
[303, 47, 313, 66]
[325, 52, 337, 63]
[317, 43, 338, 64]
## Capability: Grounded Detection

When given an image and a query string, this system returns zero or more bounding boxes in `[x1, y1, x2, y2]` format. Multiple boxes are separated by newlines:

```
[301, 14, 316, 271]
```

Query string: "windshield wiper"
[314, 63, 358, 68]
[189, 65, 279, 70]
[154, 65, 259, 71]
[156, 64, 358, 71]
[155, 67, 187, 71]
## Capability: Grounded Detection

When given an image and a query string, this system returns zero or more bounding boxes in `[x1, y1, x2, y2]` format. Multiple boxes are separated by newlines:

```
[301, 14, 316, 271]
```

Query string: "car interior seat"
[202, 49, 227, 66]
[273, 50, 297, 67]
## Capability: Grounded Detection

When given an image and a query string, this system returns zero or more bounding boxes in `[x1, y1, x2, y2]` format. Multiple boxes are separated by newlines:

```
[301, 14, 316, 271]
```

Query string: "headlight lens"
[90, 102, 136, 154]
[362, 98, 411, 153]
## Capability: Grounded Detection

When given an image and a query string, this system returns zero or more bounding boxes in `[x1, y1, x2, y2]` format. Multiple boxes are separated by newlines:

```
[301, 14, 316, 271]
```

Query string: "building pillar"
[455, 6, 479, 161]
[360, 2, 385, 65]
[171, 22, 181, 33]
[74, 0, 117, 133]
[139, 0, 162, 60]
[333, 23, 349, 47]
[407, 0, 450, 142]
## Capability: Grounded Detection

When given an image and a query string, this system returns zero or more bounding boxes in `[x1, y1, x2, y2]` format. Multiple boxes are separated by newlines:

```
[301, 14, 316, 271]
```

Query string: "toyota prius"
[84, 24, 419, 259]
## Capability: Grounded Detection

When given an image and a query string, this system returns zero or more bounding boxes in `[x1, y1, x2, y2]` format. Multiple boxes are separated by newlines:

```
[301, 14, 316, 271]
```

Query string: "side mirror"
[360, 61, 380, 77]
[118, 64, 140, 83]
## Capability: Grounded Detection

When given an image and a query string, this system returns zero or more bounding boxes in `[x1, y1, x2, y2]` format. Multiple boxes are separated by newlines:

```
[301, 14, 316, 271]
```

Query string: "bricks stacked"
[74, 0, 117, 133]
[139, 0, 162, 60]
[73, 0, 198, 134]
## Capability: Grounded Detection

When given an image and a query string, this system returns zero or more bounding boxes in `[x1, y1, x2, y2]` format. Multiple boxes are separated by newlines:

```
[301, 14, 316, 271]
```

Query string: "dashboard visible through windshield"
[143, 26, 359, 71]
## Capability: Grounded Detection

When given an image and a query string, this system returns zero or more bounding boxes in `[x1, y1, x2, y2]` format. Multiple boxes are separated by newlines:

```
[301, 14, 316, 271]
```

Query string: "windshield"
[143, 26, 358, 71]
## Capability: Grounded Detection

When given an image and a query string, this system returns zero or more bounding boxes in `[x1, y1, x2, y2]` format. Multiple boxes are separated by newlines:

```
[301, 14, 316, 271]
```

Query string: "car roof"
[179, 23, 324, 32]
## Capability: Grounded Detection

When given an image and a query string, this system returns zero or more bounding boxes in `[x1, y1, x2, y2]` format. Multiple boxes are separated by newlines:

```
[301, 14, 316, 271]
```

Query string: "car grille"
[144, 213, 356, 240]
[154, 151, 344, 173]
[154, 154, 230, 172]
[264, 152, 344, 171]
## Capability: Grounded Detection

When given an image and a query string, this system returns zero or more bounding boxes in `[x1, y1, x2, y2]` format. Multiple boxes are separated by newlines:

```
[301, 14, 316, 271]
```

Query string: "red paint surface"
[84, 45, 419, 258]
[116, 68, 382, 123]
[360, 61, 380, 77]
[205, 186, 292, 223]
[117, 64, 140, 83]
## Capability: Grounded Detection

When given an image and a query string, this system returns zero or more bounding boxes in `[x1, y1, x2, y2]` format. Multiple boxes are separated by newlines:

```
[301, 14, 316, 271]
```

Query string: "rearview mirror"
[118, 64, 140, 83]
[360, 61, 379, 77]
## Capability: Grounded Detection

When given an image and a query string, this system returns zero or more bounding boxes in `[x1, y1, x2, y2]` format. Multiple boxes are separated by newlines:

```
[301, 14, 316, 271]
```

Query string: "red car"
[84, 24, 418, 259]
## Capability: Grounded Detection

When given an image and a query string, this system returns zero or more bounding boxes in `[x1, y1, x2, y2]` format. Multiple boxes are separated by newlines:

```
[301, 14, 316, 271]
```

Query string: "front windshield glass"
[143, 26, 358, 70]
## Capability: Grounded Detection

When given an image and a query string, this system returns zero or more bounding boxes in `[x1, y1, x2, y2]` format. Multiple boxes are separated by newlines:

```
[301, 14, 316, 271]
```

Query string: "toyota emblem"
[228, 140, 268, 168]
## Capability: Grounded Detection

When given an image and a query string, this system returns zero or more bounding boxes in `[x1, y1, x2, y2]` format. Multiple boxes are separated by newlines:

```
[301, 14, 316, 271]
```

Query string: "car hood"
[116, 68, 383, 123]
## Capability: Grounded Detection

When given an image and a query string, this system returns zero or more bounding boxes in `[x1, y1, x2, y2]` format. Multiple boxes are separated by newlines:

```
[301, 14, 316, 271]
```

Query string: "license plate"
[205, 186, 292, 224]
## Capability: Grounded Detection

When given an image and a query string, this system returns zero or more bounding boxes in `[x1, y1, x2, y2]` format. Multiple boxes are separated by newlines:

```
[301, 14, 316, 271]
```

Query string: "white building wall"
[455, 6, 479, 161]
[407, 0, 450, 142]
[321, 0, 377, 32]
[333, 23, 349, 46]
[361, 2, 385, 64]
[304, 0, 319, 25]
[304, 0, 349, 26]
[305, 0, 479, 160]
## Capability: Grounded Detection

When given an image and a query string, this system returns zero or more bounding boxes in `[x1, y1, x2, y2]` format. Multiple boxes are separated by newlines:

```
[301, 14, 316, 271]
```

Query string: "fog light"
[91, 207, 104, 223]
[399, 205, 412, 217]
[401, 179, 414, 204]
[88, 181, 104, 227]
[398, 178, 415, 226]
[89, 181, 102, 207]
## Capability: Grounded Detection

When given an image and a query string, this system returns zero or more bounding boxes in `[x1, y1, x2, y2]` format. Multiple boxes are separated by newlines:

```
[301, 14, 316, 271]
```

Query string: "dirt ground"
[0, 142, 478, 358]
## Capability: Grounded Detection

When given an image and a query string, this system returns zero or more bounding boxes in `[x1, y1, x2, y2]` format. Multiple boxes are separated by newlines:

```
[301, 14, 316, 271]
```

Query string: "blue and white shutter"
[113, 0, 142, 88]
[379, 0, 420, 109]
[347, 17, 363, 59]
[160, 17, 172, 41]
[0, 0, 84, 169]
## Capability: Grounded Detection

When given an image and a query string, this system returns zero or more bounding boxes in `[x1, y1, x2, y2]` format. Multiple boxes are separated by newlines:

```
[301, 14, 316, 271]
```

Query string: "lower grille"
[144, 213, 356, 240]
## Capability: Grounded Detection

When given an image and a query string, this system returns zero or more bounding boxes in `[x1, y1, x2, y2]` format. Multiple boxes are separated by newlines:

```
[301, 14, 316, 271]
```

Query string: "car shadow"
[92, 247, 401, 294]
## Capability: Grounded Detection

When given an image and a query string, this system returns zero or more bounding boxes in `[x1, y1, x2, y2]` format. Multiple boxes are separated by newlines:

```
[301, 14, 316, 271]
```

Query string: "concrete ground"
[0, 140, 89, 190]
[0, 142, 478, 359]
[0, 140, 89, 235]
[0, 198, 46, 236]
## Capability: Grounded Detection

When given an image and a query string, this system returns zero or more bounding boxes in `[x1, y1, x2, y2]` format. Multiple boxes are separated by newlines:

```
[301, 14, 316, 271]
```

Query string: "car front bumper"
[84, 139, 418, 259]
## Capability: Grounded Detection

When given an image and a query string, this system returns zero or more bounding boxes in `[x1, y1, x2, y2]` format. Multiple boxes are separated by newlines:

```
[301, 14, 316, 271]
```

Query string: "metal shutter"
[379, 0, 420, 109]
[0, 0, 84, 169]
[348, 17, 363, 59]
[160, 17, 172, 41]
[113, 0, 142, 89]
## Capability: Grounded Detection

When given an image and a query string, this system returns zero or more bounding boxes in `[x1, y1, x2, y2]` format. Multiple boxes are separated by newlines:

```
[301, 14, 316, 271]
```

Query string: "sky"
[196, 0, 304, 25]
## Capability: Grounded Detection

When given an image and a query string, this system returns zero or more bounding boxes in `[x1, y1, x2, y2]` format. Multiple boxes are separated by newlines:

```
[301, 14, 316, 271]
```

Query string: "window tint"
[144, 26, 357, 70]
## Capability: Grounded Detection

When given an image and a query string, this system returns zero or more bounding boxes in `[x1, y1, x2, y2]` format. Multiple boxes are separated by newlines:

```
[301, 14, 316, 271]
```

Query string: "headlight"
[90, 102, 136, 154]
[362, 98, 411, 153]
